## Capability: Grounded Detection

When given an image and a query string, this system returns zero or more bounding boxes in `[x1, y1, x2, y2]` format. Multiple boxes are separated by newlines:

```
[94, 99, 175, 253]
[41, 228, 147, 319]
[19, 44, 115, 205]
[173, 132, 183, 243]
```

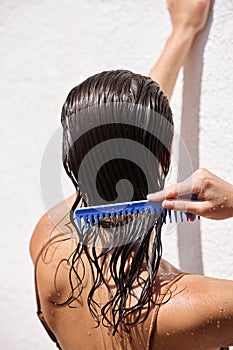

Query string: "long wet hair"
[60, 70, 173, 334]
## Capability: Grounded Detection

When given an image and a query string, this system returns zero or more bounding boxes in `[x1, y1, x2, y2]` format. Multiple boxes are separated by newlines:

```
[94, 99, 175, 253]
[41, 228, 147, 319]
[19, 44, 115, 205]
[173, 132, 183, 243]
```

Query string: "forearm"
[149, 28, 195, 100]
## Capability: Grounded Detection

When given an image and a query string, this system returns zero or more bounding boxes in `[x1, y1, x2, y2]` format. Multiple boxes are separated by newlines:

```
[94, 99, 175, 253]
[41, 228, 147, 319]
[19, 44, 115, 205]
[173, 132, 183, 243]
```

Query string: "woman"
[30, 1, 233, 349]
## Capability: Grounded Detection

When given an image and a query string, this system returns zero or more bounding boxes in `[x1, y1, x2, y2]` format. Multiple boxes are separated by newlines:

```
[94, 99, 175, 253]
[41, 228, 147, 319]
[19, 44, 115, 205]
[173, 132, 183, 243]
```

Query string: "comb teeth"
[74, 200, 199, 234]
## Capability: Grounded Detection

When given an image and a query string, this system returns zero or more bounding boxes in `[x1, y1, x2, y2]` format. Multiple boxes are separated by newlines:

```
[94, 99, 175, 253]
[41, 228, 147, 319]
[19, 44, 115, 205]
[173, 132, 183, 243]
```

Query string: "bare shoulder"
[29, 193, 81, 314]
[29, 193, 77, 265]
[154, 274, 233, 349]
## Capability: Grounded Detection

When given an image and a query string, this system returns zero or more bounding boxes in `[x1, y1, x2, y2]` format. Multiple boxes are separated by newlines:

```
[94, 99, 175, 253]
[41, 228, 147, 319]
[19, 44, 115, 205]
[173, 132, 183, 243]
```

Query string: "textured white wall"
[1, 0, 233, 349]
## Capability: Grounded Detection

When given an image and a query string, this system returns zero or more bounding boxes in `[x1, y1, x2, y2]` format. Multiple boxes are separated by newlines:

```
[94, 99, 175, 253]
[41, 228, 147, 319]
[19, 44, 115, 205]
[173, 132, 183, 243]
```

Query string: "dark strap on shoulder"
[147, 273, 188, 350]
[34, 259, 62, 349]
[37, 310, 62, 349]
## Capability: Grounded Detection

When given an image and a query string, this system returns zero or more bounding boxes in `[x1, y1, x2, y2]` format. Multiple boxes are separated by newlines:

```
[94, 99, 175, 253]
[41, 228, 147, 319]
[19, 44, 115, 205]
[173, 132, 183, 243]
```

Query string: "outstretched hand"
[149, 0, 212, 100]
[147, 168, 233, 220]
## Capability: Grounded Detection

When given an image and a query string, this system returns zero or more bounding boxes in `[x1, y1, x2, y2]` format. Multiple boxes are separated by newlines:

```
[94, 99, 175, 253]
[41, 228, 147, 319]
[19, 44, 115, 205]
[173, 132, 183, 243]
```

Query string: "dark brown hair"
[60, 70, 173, 334]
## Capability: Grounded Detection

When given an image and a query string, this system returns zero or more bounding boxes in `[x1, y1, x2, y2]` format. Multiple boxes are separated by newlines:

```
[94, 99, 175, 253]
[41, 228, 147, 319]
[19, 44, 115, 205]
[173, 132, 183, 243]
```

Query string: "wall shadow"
[177, 8, 214, 274]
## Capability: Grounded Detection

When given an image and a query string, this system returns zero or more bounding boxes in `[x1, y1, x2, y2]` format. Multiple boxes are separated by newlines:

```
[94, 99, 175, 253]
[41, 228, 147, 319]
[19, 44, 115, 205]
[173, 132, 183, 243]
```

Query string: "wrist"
[221, 183, 233, 219]
[228, 185, 233, 216]
[169, 26, 196, 46]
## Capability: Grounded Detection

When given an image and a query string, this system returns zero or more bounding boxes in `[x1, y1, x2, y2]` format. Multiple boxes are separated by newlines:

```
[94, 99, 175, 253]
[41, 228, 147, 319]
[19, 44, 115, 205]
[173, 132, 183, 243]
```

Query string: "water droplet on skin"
[212, 207, 216, 211]
[88, 331, 91, 336]
[166, 332, 170, 336]
[72, 317, 75, 321]
[191, 332, 194, 336]
[219, 307, 224, 313]
[51, 310, 55, 315]
[217, 320, 221, 328]
[48, 293, 51, 298]
[207, 316, 213, 325]
[57, 293, 61, 297]
[224, 197, 227, 201]
[221, 205, 224, 208]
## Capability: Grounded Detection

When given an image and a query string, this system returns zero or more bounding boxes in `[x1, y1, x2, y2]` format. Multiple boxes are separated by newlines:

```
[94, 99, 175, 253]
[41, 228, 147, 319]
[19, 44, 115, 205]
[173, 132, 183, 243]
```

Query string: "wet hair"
[60, 70, 173, 334]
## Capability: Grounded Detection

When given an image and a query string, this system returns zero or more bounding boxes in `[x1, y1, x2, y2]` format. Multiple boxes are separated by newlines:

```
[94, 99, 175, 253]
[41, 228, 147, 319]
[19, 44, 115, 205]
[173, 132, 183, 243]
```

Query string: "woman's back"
[31, 196, 232, 350]
[31, 205, 181, 350]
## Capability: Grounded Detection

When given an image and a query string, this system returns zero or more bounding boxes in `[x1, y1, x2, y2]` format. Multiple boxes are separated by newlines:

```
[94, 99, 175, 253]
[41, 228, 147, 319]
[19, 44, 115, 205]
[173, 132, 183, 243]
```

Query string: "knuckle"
[165, 184, 178, 198]
[175, 200, 189, 212]
[184, 201, 191, 212]
[194, 168, 210, 191]
[195, 167, 208, 177]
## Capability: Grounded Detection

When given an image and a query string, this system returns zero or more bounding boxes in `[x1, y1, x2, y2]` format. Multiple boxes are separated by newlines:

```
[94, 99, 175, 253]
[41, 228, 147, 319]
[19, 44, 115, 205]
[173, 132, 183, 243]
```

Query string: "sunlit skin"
[31, 202, 233, 350]
[30, 1, 233, 349]
[147, 168, 233, 221]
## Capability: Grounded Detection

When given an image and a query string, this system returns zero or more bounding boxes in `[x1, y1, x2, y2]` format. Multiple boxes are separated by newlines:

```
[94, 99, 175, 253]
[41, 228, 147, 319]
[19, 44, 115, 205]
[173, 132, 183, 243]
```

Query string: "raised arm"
[149, 0, 211, 99]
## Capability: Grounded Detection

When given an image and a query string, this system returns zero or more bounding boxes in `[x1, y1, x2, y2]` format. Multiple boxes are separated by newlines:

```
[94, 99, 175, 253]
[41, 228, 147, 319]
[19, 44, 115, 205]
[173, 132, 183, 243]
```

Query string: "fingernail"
[162, 200, 173, 210]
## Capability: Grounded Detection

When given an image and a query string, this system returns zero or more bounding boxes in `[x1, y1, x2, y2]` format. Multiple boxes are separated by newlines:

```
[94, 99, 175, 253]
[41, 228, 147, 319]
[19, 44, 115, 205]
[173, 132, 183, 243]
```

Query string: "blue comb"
[74, 195, 199, 233]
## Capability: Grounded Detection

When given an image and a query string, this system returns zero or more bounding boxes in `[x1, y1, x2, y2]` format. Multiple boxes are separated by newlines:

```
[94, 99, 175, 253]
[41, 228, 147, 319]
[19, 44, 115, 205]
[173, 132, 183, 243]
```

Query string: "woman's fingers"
[147, 174, 195, 201]
[147, 189, 167, 201]
[163, 199, 198, 221]
[148, 168, 233, 220]
[162, 198, 208, 214]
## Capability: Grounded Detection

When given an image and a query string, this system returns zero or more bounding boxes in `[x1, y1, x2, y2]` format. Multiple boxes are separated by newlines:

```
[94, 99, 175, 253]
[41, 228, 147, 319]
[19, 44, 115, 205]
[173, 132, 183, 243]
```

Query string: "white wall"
[1, 0, 233, 348]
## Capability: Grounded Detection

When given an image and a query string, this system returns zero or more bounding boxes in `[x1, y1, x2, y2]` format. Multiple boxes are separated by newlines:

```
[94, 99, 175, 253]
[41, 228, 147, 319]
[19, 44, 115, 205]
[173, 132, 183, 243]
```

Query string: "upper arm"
[154, 274, 233, 349]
